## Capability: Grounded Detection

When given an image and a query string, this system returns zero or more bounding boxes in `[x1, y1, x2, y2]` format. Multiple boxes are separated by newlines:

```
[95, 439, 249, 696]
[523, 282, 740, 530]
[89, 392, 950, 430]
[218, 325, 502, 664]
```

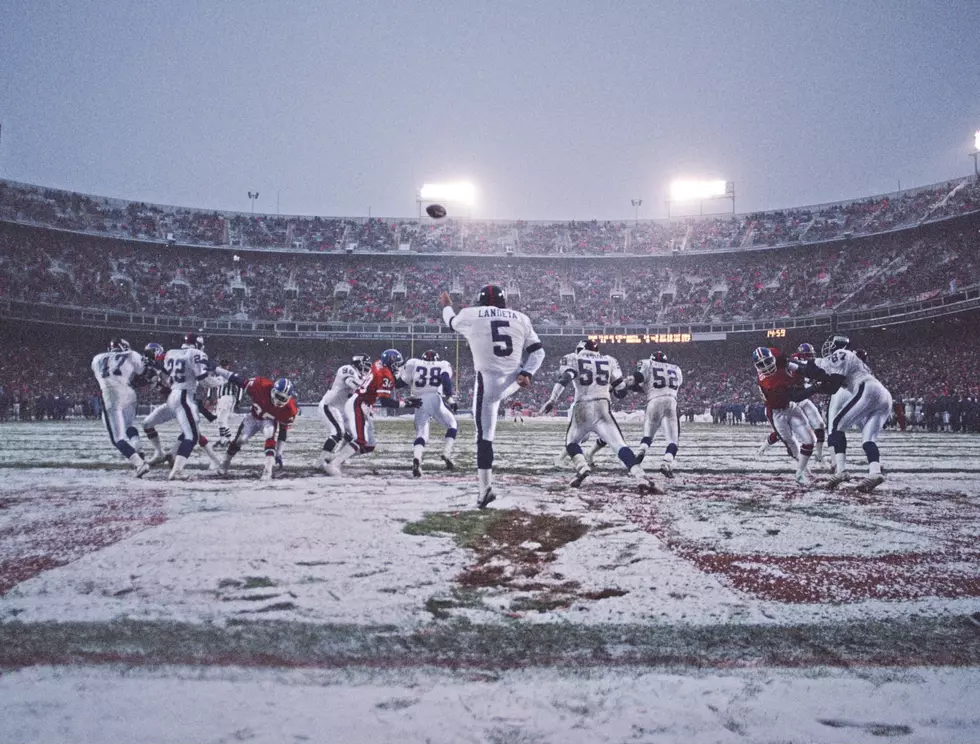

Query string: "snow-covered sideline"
[2, 664, 980, 744]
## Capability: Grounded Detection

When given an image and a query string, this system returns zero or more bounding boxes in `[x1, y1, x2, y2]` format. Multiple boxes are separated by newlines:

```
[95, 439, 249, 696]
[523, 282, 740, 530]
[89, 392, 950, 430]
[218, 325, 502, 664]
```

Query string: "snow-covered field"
[2, 415, 980, 742]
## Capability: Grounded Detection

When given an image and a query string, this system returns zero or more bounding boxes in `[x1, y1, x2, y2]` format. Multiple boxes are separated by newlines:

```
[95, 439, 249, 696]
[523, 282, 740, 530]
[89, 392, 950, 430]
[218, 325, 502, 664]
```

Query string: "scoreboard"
[587, 333, 692, 345]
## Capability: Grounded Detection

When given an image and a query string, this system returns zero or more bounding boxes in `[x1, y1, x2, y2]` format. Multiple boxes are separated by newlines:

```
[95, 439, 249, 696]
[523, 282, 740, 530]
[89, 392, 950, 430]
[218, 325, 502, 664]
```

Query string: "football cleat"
[168, 468, 190, 481]
[476, 284, 506, 309]
[637, 478, 664, 495]
[570, 468, 591, 488]
[135, 461, 150, 478]
[441, 454, 455, 470]
[322, 462, 342, 477]
[660, 461, 674, 479]
[477, 487, 496, 509]
[147, 452, 173, 466]
[412, 458, 422, 478]
[757, 440, 771, 457]
[108, 337, 131, 352]
[634, 449, 646, 465]
[795, 471, 812, 487]
[825, 470, 851, 490]
[380, 349, 404, 372]
[182, 332, 205, 350]
[752, 347, 777, 377]
[271, 378, 294, 407]
[856, 474, 884, 493]
[421, 349, 441, 362]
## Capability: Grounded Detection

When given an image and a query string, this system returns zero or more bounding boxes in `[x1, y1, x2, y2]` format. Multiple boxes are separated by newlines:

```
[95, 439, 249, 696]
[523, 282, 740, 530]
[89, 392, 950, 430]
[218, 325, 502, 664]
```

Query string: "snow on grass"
[2, 418, 980, 629]
[2, 663, 980, 744]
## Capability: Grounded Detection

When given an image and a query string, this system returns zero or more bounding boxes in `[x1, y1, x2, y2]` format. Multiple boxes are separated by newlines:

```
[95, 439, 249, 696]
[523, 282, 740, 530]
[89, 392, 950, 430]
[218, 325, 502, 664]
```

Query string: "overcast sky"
[1, 0, 978, 221]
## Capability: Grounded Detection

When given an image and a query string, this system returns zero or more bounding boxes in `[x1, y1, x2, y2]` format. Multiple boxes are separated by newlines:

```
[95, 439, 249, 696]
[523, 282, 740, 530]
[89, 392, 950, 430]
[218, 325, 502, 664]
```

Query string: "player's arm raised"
[213, 364, 248, 389]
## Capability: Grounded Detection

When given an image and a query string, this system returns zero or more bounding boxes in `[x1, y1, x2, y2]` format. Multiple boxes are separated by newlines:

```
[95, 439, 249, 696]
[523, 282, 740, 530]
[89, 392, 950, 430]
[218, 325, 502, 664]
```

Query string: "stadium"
[3, 172, 980, 740]
[3, 3, 980, 741]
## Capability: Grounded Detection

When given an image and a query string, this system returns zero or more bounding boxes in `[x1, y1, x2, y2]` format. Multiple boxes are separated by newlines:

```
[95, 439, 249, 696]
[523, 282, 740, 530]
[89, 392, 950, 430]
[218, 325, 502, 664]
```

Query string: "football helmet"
[752, 347, 778, 377]
[652, 350, 668, 363]
[421, 349, 441, 362]
[476, 284, 506, 309]
[855, 348, 869, 363]
[108, 337, 131, 352]
[821, 335, 849, 358]
[797, 343, 816, 360]
[380, 349, 404, 372]
[271, 378, 294, 407]
[579, 339, 599, 353]
[144, 342, 165, 362]
[182, 332, 205, 350]
[351, 353, 372, 374]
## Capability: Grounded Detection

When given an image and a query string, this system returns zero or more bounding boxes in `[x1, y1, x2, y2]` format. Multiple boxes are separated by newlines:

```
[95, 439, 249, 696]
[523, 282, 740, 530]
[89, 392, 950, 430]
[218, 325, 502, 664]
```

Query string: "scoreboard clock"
[766, 328, 786, 339]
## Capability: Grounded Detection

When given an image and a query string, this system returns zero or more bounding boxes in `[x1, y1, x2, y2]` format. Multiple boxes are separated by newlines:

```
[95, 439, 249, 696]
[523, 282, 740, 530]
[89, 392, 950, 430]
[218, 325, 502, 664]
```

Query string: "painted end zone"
[0, 487, 167, 595]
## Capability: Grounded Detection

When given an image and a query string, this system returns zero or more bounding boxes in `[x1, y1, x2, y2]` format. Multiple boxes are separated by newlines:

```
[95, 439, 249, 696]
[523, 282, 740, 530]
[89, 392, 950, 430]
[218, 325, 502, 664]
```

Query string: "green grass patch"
[403, 509, 509, 549]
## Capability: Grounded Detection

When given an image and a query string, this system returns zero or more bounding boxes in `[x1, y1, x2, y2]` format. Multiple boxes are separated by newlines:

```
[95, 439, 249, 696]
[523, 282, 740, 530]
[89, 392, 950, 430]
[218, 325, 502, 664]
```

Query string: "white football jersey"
[91, 350, 145, 391]
[446, 306, 541, 377]
[634, 358, 684, 400]
[815, 349, 873, 394]
[557, 350, 625, 403]
[162, 347, 210, 392]
[400, 358, 454, 398]
[320, 364, 363, 409]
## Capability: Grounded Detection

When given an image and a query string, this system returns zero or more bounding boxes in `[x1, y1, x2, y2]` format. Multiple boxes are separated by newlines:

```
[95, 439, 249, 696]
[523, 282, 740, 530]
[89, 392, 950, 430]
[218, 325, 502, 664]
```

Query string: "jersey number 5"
[490, 321, 513, 357]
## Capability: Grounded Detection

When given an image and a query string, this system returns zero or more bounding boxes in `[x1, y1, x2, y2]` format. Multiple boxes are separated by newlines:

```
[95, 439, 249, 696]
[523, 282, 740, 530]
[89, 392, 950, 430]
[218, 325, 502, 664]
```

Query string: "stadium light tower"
[417, 181, 477, 218]
[970, 130, 980, 177]
[666, 179, 735, 218]
[247, 191, 259, 214]
[631, 198, 643, 224]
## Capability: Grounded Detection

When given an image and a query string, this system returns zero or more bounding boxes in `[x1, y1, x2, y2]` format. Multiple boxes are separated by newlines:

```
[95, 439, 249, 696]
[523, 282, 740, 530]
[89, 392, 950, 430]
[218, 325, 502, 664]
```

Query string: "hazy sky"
[1, 0, 978, 220]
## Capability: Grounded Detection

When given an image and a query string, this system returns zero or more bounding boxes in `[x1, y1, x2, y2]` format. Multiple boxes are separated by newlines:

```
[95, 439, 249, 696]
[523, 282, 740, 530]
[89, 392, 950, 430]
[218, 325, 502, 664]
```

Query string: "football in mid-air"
[426, 203, 447, 219]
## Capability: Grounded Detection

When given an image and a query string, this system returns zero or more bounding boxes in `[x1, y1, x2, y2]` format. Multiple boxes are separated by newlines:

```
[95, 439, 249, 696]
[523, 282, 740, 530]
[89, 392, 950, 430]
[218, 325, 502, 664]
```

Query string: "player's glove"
[274, 453, 284, 469]
[539, 401, 555, 415]
[404, 397, 423, 409]
[445, 396, 458, 413]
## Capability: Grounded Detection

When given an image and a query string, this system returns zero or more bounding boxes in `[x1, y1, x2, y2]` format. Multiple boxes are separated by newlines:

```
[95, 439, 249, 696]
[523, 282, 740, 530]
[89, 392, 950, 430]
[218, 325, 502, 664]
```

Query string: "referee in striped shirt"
[215, 360, 242, 447]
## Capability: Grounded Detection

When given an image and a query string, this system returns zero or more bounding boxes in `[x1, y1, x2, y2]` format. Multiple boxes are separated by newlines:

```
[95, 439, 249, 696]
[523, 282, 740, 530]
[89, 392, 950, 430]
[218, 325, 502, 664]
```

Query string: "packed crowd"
[3, 317, 979, 434]
[3, 215, 979, 328]
[2, 176, 979, 256]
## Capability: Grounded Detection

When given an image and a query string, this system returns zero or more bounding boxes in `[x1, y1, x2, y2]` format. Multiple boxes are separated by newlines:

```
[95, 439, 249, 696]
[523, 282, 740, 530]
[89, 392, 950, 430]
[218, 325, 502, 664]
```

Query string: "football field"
[2, 414, 980, 743]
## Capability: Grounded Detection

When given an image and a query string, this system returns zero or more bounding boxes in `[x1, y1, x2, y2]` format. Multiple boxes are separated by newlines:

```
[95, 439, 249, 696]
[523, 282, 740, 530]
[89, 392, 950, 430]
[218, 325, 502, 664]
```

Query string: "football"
[425, 203, 447, 219]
